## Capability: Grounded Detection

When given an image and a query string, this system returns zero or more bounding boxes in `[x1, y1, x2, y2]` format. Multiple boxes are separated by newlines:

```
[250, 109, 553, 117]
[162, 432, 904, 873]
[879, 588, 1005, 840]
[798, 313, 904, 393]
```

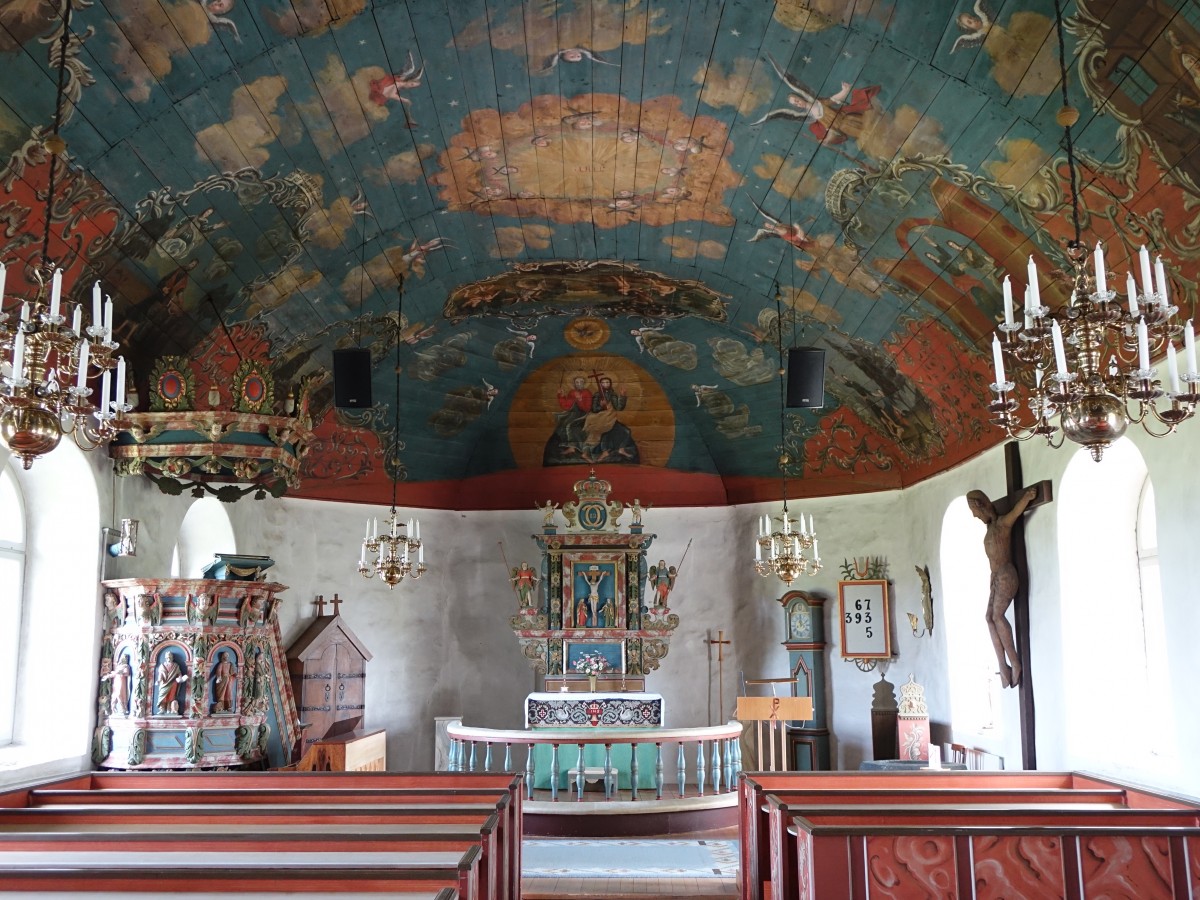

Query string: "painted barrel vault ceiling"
[0, 0, 1197, 508]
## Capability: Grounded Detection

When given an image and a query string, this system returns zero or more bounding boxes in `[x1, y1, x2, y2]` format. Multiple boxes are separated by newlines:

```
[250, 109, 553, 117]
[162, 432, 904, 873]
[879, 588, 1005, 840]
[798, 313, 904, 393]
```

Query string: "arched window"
[0, 443, 100, 768]
[174, 498, 236, 578]
[940, 495, 1003, 741]
[1057, 438, 1173, 777]
[0, 464, 26, 745]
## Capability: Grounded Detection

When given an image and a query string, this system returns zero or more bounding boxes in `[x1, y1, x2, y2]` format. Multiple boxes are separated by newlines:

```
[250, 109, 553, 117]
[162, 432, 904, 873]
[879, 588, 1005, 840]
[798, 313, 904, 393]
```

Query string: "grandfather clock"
[781, 590, 831, 770]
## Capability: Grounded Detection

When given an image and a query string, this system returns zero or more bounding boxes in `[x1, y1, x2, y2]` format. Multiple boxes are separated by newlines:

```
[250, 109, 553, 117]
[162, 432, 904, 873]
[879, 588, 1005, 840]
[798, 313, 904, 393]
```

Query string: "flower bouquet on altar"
[574, 651, 608, 691]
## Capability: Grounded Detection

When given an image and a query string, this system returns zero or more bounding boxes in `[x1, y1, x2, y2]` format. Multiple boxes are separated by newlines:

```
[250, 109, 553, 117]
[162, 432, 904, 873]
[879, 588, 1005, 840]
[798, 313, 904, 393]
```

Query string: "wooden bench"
[56, 769, 525, 900]
[777, 803, 1200, 898]
[0, 772, 523, 900]
[738, 770, 1200, 900]
[0, 845, 482, 897]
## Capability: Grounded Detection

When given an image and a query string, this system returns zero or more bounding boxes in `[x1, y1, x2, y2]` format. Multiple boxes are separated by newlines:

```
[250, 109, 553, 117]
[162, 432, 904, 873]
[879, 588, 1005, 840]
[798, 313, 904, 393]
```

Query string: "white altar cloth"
[524, 691, 664, 728]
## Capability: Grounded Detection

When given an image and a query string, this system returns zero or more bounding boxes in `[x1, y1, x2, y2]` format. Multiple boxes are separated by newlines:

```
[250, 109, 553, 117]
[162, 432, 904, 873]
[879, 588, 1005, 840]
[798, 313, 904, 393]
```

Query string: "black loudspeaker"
[333, 348, 373, 409]
[786, 347, 826, 408]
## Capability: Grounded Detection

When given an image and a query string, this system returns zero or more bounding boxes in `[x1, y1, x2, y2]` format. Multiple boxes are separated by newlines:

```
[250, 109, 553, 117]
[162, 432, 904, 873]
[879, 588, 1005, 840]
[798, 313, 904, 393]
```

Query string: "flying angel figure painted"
[751, 54, 880, 147]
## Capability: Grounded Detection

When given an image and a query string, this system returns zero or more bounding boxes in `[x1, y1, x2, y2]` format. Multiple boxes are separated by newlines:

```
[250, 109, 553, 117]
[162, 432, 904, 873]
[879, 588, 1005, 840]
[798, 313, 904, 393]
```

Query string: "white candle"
[372, 517, 378, 539]
[114, 356, 126, 411]
[92, 282, 101, 329]
[1186, 320, 1197, 376]
[1027, 255, 1041, 309]
[407, 517, 414, 535]
[1155, 256, 1169, 303]
[103, 296, 113, 341]
[1002, 275, 1014, 326]
[1127, 272, 1138, 316]
[415, 519, 420, 540]
[48, 268, 61, 320]
[1051, 320, 1068, 377]
[11, 327, 24, 378]
[1138, 245, 1153, 297]
[418, 542, 424, 564]
[75, 340, 89, 390]
[0, 261, 6, 301]
[755, 538, 761, 561]
[364, 519, 371, 541]
[70, 305, 81, 336]
[19, 301, 29, 324]
[1094, 240, 1107, 295]
[809, 514, 815, 534]
[992, 333, 1006, 384]
[1069, 290, 1077, 308]
[812, 539, 819, 559]
[99, 369, 110, 416]
[359, 541, 366, 566]
[1138, 318, 1150, 371]
[1168, 343, 1180, 393]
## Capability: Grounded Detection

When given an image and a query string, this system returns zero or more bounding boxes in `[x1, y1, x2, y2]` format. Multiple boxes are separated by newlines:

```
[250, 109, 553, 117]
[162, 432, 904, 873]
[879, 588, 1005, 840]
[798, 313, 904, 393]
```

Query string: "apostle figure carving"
[101, 657, 133, 716]
[155, 651, 189, 716]
[210, 650, 238, 714]
[967, 486, 1039, 688]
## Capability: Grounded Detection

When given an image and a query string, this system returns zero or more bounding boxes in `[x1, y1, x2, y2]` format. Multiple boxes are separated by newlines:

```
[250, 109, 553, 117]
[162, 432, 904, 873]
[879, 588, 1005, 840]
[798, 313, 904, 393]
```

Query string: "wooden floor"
[520, 827, 739, 899]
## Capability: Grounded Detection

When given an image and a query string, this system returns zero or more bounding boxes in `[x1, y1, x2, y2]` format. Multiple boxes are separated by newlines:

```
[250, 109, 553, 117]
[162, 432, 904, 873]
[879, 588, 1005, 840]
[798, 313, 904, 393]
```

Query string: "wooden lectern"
[736, 695, 814, 771]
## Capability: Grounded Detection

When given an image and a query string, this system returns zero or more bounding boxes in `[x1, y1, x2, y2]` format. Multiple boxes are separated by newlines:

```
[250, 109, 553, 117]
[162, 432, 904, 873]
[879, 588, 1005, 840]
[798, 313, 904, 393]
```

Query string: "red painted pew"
[739, 770, 1199, 900]
[777, 802, 1200, 899]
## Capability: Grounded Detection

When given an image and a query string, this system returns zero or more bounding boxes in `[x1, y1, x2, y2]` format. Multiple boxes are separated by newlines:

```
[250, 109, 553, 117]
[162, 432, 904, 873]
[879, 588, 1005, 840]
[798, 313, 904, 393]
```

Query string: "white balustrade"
[445, 720, 743, 803]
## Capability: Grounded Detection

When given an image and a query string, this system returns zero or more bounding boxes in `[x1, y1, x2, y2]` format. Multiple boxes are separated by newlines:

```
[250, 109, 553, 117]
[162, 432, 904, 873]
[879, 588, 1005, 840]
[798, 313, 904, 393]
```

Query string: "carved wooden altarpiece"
[511, 470, 680, 678]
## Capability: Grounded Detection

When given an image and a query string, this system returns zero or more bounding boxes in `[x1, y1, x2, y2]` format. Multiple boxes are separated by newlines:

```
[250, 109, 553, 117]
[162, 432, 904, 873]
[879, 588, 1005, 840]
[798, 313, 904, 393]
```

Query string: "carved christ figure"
[967, 486, 1039, 688]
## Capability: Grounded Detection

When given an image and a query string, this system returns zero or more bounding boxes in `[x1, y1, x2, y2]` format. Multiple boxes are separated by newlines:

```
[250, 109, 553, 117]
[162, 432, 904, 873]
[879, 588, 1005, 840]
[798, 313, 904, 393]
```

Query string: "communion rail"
[445, 720, 743, 803]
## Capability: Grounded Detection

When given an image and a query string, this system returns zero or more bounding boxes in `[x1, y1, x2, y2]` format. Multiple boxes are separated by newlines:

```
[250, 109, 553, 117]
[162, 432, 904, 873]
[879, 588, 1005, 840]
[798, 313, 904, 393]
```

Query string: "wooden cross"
[331, 593, 342, 616]
[706, 629, 732, 723]
[314, 595, 326, 616]
[992, 442, 1053, 770]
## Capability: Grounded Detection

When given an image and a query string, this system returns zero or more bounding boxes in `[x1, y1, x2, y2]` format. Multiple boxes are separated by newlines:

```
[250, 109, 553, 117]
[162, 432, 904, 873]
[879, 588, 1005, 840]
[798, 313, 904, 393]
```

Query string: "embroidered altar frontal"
[526, 691, 663, 728]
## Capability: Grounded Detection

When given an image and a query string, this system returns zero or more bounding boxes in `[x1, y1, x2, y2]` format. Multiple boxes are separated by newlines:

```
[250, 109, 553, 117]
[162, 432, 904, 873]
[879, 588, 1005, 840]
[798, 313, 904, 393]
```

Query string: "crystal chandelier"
[0, 0, 126, 469]
[987, 0, 1197, 462]
[754, 288, 821, 585]
[357, 275, 426, 587]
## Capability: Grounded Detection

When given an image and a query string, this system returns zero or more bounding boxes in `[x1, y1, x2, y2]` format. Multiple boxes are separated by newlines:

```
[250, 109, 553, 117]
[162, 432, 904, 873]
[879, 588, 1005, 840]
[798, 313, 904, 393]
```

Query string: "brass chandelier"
[987, 0, 1197, 461]
[0, 0, 126, 469]
[754, 288, 820, 585]
[357, 276, 426, 588]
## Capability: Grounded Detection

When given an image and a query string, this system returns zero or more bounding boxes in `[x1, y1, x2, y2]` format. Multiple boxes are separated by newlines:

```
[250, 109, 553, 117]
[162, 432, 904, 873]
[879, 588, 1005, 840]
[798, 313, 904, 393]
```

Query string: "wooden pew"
[58, 769, 525, 900]
[738, 770, 1198, 900]
[0, 772, 523, 900]
[0, 813, 500, 900]
[0, 845, 482, 897]
[776, 802, 1200, 899]
[0, 892, 460, 897]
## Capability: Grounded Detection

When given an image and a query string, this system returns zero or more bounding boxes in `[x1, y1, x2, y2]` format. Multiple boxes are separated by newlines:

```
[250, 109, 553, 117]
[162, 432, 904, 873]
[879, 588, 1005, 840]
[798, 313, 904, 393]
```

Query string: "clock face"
[789, 604, 812, 641]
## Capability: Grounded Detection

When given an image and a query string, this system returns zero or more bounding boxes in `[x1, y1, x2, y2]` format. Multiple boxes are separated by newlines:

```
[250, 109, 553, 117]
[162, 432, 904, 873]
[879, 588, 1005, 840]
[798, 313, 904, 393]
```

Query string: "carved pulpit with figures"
[510, 470, 681, 686]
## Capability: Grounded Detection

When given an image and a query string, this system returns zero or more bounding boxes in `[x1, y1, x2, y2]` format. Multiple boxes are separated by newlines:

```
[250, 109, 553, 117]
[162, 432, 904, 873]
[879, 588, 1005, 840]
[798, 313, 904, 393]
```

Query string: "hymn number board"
[838, 579, 891, 659]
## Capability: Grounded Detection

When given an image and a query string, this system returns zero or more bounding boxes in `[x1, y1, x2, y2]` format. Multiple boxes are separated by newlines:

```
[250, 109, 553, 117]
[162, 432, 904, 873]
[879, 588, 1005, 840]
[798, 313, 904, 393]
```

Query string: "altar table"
[525, 692, 664, 728]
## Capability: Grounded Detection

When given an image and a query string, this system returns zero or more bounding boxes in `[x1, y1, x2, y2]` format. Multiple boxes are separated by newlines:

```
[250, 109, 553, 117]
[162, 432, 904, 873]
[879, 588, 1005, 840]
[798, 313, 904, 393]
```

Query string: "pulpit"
[94, 574, 300, 770]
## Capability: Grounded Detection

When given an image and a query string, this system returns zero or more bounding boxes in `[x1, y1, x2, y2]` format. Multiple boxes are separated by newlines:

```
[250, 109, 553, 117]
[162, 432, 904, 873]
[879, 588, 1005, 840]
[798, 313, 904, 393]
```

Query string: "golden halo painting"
[563, 317, 610, 350]
[509, 354, 674, 469]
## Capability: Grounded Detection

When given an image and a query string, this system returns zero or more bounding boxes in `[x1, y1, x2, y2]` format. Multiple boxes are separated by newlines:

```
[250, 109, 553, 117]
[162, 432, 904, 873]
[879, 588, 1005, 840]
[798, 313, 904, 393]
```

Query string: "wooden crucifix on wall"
[967, 442, 1052, 769]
